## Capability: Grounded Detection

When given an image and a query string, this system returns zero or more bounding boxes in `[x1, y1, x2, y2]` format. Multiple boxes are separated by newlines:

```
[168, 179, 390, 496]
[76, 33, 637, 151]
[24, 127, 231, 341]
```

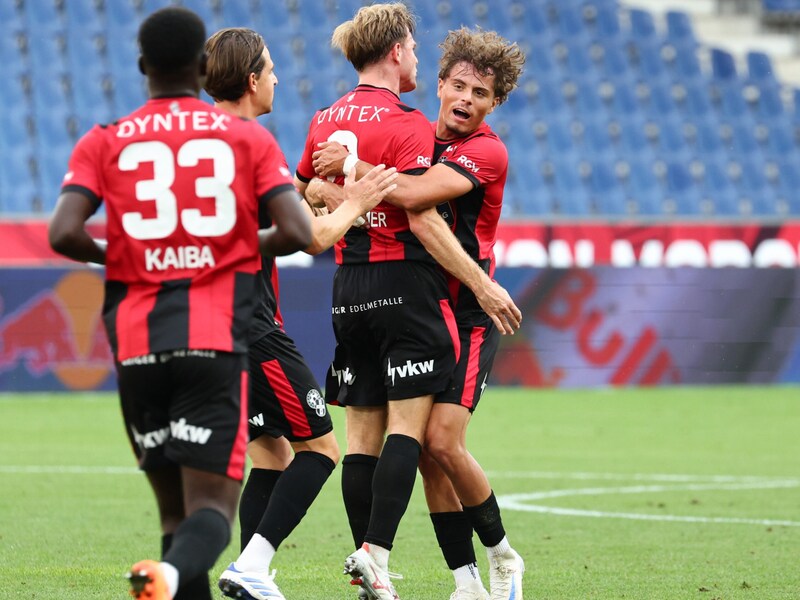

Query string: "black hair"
[138, 7, 207, 75]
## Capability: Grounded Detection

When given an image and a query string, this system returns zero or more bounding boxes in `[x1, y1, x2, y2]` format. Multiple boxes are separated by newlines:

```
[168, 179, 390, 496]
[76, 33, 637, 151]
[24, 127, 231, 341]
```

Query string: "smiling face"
[436, 61, 499, 140]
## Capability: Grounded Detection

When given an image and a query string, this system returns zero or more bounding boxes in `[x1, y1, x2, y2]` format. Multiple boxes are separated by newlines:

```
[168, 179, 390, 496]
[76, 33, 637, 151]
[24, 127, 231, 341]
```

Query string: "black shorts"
[117, 350, 248, 481]
[325, 261, 459, 406]
[436, 314, 500, 412]
[248, 329, 332, 442]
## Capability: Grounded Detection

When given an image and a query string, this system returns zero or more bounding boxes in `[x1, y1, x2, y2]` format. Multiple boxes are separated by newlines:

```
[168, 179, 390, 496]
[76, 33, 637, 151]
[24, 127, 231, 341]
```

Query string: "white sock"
[235, 534, 277, 572]
[487, 536, 511, 558]
[453, 562, 483, 588]
[160, 561, 179, 597]
[364, 542, 391, 570]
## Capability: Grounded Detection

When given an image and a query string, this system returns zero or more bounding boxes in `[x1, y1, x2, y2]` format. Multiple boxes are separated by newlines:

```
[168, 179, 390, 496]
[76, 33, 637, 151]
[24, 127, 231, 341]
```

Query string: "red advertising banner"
[5, 220, 800, 267]
[494, 222, 800, 267]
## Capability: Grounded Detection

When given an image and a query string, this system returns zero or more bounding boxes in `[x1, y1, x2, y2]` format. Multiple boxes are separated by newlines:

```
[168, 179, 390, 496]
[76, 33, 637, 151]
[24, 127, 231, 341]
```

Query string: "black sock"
[463, 492, 506, 549]
[364, 434, 422, 551]
[238, 468, 283, 550]
[256, 451, 335, 549]
[341, 453, 378, 549]
[162, 532, 213, 600]
[430, 511, 477, 570]
[163, 508, 231, 587]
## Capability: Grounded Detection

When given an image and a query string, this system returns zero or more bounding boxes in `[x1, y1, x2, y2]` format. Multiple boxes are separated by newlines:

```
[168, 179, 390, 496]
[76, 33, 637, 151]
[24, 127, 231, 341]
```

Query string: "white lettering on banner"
[494, 237, 800, 268]
[145, 245, 215, 271]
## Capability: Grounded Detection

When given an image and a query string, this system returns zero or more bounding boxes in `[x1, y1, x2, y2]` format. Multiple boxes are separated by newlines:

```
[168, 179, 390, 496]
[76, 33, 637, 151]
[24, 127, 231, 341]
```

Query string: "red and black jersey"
[296, 84, 434, 265]
[63, 96, 295, 361]
[432, 121, 508, 316]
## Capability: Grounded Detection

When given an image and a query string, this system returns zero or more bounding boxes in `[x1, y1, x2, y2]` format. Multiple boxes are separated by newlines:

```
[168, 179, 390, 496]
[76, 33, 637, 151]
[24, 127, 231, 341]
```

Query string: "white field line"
[497, 480, 800, 526]
[485, 471, 789, 483]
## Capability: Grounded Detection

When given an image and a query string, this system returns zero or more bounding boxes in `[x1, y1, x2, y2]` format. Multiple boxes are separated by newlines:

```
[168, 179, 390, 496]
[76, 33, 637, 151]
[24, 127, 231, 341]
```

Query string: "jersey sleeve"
[61, 126, 104, 209]
[295, 111, 322, 183]
[442, 134, 508, 189]
[253, 126, 297, 203]
[390, 110, 434, 174]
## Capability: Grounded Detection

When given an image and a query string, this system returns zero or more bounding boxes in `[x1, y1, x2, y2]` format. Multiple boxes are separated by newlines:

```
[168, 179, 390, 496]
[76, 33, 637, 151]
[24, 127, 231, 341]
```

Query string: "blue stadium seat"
[717, 84, 750, 119]
[629, 8, 657, 42]
[24, 0, 61, 26]
[0, 108, 30, 151]
[737, 159, 777, 214]
[694, 120, 726, 158]
[0, 74, 27, 107]
[551, 158, 591, 215]
[625, 158, 661, 214]
[658, 117, 690, 161]
[36, 145, 72, 208]
[664, 161, 701, 214]
[672, 46, 703, 82]
[0, 152, 39, 213]
[182, 0, 218, 27]
[509, 2, 550, 37]
[775, 158, 800, 212]
[106, 0, 138, 27]
[711, 48, 737, 80]
[747, 51, 777, 83]
[616, 115, 653, 159]
[683, 83, 713, 119]
[64, 0, 99, 27]
[702, 160, 738, 215]
[598, 42, 629, 79]
[254, 0, 292, 29]
[765, 123, 796, 156]
[588, 159, 626, 213]
[665, 11, 697, 49]
[582, 120, 615, 158]
[593, 4, 622, 40]
[729, 122, 762, 158]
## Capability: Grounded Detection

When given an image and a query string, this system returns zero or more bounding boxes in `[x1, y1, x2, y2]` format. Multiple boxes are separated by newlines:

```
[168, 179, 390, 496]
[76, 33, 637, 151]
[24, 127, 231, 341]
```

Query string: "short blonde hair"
[331, 2, 416, 72]
[438, 27, 526, 105]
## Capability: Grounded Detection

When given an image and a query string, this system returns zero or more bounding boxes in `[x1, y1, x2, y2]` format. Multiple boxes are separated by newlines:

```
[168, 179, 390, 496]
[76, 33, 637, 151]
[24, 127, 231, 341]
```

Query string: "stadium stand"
[1, 0, 799, 219]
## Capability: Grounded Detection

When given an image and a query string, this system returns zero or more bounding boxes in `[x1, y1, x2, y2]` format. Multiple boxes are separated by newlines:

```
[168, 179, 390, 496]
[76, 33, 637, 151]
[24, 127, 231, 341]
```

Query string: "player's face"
[398, 31, 418, 93]
[255, 47, 278, 115]
[436, 61, 499, 138]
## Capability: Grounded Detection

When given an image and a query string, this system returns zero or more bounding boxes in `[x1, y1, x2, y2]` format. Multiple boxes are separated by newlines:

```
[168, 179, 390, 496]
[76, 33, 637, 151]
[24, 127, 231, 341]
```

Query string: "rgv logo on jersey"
[145, 245, 215, 272]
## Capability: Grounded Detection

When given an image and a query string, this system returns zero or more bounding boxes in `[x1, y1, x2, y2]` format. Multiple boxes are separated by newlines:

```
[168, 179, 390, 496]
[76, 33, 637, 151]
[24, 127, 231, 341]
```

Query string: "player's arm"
[407, 208, 522, 335]
[312, 141, 471, 210]
[258, 189, 313, 257]
[49, 191, 106, 264]
[300, 166, 398, 255]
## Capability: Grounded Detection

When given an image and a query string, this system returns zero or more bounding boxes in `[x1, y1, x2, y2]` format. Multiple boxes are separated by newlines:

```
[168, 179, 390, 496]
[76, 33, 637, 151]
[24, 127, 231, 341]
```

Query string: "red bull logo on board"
[0, 270, 113, 390]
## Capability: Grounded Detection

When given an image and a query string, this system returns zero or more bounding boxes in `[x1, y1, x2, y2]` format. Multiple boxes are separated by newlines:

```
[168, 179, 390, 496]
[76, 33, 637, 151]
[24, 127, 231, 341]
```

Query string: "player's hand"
[474, 279, 522, 335]
[343, 164, 398, 222]
[313, 141, 350, 178]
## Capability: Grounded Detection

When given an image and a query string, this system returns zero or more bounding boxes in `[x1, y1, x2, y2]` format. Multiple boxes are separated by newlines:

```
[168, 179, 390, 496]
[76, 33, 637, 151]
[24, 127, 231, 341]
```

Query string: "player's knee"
[307, 432, 341, 465]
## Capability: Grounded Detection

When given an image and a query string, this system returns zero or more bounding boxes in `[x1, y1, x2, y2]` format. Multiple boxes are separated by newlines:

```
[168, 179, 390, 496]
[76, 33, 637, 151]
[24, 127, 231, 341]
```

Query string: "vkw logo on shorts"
[306, 389, 327, 417]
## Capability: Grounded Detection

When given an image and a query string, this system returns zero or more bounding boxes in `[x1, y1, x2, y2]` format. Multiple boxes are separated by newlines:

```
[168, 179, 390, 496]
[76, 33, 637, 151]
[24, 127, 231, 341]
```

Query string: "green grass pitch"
[1, 387, 798, 599]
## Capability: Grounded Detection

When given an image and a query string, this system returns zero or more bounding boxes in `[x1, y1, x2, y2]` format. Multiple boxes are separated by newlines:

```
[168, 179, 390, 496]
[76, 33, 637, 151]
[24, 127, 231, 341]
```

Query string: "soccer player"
[201, 27, 398, 600]
[47, 8, 314, 600]
[294, 5, 521, 600]
[311, 27, 527, 600]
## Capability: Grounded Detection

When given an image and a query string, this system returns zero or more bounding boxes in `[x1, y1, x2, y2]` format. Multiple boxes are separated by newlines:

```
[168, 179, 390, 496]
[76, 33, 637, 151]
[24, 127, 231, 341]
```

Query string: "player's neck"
[357, 65, 400, 96]
[215, 98, 258, 120]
